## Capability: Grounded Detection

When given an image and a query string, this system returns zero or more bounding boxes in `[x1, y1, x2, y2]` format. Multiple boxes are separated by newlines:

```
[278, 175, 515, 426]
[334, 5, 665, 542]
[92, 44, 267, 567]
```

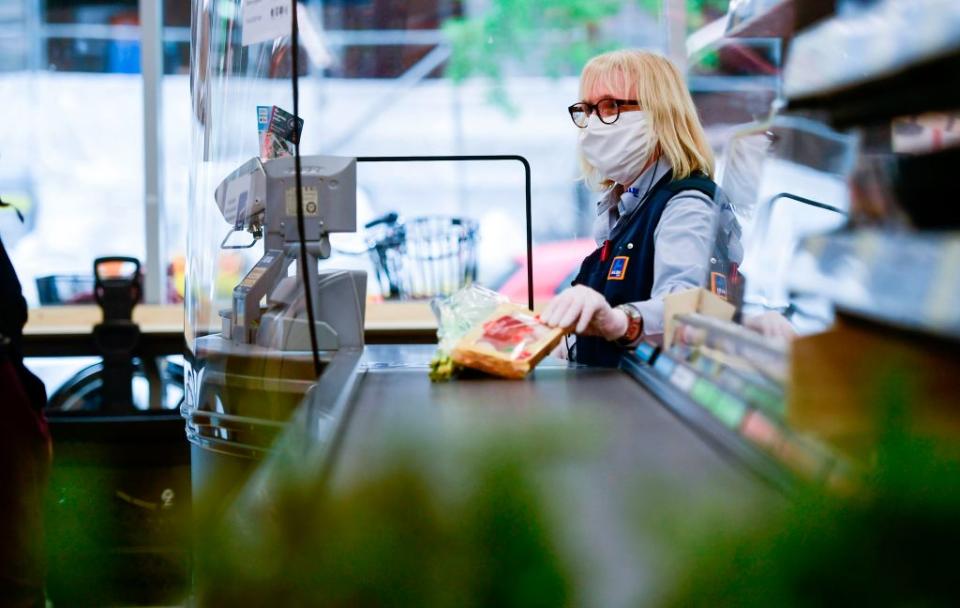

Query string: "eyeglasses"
[567, 98, 641, 128]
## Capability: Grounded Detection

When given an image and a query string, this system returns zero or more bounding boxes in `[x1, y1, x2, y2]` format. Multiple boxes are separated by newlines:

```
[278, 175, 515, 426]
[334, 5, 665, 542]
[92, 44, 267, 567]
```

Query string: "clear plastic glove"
[743, 311, 796, 341]
[551, 336, 571, 360]
[540, 285, 627, 341]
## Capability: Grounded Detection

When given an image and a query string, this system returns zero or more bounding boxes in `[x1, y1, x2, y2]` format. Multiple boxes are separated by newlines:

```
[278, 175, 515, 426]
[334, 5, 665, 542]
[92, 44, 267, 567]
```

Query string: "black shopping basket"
[365, 214, 478, 300]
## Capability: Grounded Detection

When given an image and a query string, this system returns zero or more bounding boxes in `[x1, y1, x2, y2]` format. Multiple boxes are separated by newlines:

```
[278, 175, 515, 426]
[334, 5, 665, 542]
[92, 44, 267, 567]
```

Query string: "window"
[1, 0, 145, 304]
[8, 1, 765, 310]
[186, 0, 669, 314]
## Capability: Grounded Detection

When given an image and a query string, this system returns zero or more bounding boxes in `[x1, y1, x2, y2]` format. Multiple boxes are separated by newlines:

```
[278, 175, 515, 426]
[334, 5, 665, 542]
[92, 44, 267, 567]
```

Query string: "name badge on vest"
[607, 256, 630, 281]
[710, 271, 728, 298]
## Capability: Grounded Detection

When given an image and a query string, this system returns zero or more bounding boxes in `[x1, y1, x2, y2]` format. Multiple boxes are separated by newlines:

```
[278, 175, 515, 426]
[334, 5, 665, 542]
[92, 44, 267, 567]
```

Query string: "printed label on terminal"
[285, 186, 319, 217]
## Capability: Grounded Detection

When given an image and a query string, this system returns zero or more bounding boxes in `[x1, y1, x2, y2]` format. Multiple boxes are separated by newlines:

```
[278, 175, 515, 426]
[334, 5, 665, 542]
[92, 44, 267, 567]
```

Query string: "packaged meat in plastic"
[451, 303, 566, 379]
[432, 284, 508, 355]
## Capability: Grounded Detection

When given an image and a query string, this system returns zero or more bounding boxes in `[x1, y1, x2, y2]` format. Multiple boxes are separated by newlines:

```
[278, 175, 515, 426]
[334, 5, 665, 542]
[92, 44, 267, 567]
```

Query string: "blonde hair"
[578, 49, 714, 190]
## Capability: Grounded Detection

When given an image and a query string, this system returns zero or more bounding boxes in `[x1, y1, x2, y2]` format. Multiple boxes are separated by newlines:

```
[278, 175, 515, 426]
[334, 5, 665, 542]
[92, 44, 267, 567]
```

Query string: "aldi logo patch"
[710, 272, 728, 298]
[608, 256, 630, 281]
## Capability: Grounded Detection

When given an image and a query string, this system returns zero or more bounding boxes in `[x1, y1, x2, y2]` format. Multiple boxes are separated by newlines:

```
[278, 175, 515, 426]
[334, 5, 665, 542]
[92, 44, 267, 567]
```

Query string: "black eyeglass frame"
[567, 98, 641, 128]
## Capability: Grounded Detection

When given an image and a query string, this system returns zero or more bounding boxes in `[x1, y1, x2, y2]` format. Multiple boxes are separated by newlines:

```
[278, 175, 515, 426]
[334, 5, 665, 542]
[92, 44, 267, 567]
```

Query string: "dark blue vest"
[572, 170, 717, 367]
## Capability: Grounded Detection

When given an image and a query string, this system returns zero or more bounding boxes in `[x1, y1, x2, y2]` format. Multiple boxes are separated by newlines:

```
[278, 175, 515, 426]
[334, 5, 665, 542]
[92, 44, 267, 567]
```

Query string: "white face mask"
[579, 111, 655, 186]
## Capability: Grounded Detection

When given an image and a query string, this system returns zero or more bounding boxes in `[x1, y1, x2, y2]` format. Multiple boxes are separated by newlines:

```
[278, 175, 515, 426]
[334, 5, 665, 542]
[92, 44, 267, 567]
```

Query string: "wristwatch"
[614, 303, 644, 347]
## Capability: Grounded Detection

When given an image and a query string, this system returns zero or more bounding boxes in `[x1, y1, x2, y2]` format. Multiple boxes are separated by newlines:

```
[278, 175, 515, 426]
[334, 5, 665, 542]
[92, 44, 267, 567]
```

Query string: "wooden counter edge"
[25, 303, 438, 336]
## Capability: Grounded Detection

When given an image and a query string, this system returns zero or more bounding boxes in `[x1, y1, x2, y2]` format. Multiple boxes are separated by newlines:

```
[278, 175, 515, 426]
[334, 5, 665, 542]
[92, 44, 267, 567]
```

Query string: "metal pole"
[140, 0, 165, 303]
[27, 0, 45, 70]
[355, 155, 536, 311]
[664, 0, 687, 70]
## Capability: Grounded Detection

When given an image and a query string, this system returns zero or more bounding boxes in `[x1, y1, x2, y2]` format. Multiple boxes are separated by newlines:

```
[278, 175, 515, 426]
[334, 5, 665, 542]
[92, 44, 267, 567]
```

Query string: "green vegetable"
[429, 352, 461, 382]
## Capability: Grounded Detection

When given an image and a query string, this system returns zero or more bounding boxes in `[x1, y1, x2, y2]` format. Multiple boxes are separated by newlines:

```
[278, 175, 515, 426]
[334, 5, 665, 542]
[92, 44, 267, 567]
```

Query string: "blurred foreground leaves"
[193, 378, 960, 607]
[664, 429, 960, 607]
[194, 421, 583, 607]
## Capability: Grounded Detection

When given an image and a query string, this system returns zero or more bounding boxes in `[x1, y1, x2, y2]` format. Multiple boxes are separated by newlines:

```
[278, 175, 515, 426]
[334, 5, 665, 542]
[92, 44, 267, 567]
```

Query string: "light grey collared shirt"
[593, 158, 719, 339]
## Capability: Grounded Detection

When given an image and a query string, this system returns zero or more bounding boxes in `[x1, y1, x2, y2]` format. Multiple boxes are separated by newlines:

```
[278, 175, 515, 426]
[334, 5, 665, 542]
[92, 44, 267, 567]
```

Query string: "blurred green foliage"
[444, 0, 625, 80]
[194, 431, 577, 607]
[664, 437, 960, 606]
[443, 0, 627, 111]
[443, 0, 729, 111]
[634, 0, 730, 31]
[662, 371, 960, 607]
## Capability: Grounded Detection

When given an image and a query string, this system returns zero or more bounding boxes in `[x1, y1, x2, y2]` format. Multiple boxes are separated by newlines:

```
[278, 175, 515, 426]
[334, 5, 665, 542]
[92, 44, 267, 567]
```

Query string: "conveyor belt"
[321, 347, 775, 493]
[230, 345, 784, 606]
[206, 345, 785, 507]
[335, 366, 768, 489]
[306, 347, 779, 605]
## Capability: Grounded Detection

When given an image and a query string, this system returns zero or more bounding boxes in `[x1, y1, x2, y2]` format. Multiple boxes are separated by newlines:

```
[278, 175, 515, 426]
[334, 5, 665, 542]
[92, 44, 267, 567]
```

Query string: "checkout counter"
[170, 143, 807, 603]
[27, 305, 789, 605]
[187, 344, 788, 498]
[180, 153, 792, 505]
[171, 13, 852, 598]
[188, 344, 784, 606]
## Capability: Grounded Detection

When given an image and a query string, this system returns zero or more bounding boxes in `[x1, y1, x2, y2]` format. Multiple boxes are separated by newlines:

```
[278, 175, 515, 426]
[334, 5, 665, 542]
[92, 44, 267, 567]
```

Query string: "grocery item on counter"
[432, 284, 508, 355]
[451, 303, 566, 380]
[428, 284, 506, 382]
[428, 353, 460, 383]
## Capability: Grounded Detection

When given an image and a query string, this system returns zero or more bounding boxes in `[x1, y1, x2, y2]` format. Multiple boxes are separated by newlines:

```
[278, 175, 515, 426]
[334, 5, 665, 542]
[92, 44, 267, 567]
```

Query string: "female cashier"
[541, 49, 747, 366]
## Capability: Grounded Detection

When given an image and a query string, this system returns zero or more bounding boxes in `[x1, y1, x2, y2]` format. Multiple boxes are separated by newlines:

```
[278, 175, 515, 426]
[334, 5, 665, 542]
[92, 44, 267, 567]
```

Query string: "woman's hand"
[743, 311, 796, 341]
[550, 337, 570, 360]
[541, 285, 628, 341]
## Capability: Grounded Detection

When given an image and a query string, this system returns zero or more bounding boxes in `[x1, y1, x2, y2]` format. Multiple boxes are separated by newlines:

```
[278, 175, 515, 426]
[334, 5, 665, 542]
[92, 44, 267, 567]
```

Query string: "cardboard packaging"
[663, 287, 736, 348]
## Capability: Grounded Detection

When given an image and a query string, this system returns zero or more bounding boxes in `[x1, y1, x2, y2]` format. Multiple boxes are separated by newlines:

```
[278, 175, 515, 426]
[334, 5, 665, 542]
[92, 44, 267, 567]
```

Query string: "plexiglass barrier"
[182, 1, 539, 453]
[184, 1, 368, 454]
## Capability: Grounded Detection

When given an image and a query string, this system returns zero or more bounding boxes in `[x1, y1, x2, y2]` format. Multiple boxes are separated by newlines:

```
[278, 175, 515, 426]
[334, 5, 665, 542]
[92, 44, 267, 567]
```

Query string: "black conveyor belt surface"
[337, 367, 761, 486]
[306, 346, 780, 606]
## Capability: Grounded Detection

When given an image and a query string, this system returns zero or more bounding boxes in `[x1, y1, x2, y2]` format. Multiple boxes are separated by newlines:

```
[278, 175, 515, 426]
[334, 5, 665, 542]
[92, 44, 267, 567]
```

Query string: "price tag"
[241, 0, 292, 47]
[670, 364, 697, 393]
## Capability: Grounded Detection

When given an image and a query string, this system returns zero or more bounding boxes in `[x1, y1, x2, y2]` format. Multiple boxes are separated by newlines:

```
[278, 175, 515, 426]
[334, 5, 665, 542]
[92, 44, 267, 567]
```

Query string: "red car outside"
[495, 238, 598, 305]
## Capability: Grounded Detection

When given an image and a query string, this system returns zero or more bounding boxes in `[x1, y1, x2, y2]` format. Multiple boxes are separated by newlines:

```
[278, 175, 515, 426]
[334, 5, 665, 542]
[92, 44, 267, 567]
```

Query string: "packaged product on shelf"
[451, 303, 566, 380]
[892, 113, 960, 155]
[671, 335, 786, 418]
[783, 0, 960, 100]
[663, 287, 736, 349]
[669, 312, 789, 387]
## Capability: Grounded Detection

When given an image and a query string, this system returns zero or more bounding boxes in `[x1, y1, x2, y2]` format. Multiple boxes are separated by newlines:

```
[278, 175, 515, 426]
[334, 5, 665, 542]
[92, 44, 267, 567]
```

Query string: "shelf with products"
[624, 314, 860, 494]
[784, 230, 960, 452]
[790, 229, 960, 342]
[702, 1, 960, 497]
[783, 0, 960, 127]
[786, 50, 960, 129]
[724, 0, 835, 39]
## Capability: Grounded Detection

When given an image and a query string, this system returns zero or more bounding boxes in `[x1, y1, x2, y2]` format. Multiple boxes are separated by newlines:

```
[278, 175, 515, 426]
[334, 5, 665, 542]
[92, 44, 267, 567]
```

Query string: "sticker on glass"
[241, 0, 292, 47]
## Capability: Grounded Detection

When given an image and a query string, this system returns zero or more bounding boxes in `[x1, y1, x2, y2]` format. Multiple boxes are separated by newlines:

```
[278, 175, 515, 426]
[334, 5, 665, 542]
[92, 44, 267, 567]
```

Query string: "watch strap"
[615, 303, 644, 347]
